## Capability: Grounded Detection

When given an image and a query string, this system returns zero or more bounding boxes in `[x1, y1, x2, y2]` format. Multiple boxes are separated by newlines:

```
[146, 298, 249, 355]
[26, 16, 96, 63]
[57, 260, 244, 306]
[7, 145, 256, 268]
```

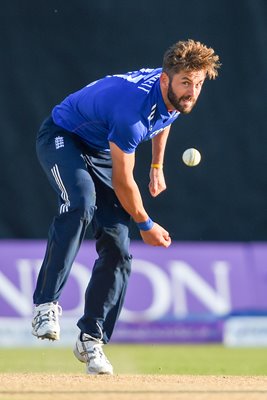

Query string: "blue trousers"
[33, 116, 132, 343]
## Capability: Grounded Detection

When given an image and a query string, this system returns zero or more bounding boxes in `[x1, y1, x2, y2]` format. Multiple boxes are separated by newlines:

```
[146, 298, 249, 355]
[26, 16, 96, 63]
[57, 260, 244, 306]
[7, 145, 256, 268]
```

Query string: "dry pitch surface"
[1, 374, 267, 400]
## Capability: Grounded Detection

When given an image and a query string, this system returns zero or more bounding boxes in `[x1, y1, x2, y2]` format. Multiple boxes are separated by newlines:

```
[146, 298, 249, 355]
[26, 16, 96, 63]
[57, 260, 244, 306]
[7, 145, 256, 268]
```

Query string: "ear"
[160, 72, 170, 89]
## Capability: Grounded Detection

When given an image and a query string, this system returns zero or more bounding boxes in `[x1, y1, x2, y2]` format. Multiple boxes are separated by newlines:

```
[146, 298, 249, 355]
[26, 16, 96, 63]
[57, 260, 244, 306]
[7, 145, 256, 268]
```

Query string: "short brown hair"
[162, 39, 221, 80]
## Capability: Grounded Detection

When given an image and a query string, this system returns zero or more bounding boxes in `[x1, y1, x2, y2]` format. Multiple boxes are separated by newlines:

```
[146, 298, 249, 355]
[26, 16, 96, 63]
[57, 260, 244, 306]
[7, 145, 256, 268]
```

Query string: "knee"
[68, 195, 96, 222]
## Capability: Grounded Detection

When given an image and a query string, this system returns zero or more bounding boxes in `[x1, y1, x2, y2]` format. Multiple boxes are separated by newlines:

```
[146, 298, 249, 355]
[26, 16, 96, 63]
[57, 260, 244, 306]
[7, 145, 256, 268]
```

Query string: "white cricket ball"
[182, 148, 201, 167]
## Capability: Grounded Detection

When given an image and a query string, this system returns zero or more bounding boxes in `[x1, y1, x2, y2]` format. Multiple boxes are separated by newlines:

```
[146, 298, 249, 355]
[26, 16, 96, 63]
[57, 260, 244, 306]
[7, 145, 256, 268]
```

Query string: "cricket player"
[32, 39, 220, 374]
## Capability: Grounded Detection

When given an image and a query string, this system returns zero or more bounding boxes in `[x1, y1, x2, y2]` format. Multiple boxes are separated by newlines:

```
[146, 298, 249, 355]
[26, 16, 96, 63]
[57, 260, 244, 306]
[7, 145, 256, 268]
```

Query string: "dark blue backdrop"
[1, 0, 267, 241]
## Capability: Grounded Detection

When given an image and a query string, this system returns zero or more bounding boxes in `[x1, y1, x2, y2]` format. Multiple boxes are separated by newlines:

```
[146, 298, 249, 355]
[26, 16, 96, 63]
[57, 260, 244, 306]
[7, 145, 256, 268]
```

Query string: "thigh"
[36, 117, 96, 211]
[83, 150, 131, 229]
[95, 182, 130, 228]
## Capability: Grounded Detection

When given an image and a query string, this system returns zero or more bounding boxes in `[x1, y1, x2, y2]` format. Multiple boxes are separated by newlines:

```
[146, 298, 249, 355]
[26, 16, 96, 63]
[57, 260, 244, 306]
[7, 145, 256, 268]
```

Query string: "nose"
[187, 85, 197, 98]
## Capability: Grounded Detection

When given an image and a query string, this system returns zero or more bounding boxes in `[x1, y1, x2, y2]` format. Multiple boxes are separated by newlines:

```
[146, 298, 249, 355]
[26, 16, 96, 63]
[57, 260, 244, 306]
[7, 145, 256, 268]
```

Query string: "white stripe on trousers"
[51, 164, 70, 214]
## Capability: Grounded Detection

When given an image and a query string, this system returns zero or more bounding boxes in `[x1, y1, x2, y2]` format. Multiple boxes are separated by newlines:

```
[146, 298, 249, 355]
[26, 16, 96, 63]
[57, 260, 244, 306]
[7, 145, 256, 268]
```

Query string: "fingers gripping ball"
[182, 148, 201, 167]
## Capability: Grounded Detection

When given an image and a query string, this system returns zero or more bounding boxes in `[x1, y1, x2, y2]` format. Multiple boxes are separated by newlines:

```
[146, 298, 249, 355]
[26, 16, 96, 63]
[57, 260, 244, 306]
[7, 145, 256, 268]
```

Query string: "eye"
[196, 81, 203, 89]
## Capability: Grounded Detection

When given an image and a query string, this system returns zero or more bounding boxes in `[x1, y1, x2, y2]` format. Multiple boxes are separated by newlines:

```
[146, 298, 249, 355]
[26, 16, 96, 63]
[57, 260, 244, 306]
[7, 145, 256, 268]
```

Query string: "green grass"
[1, 344, 267, 375]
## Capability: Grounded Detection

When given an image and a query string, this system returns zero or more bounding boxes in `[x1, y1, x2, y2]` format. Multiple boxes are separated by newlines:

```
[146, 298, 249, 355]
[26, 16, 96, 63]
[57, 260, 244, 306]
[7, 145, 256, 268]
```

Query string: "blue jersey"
[52, 68, 180, 153]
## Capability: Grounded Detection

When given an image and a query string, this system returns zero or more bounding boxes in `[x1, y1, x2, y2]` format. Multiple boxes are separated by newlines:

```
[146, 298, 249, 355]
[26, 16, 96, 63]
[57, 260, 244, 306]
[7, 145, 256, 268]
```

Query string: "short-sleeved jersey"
[52, 68, 180, 153]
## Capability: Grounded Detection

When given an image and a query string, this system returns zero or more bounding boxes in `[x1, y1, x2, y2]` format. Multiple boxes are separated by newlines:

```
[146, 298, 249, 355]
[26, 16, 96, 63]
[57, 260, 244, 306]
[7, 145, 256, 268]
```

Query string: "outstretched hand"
[140, 222, 171, 248]
[149, 167, 167, 197]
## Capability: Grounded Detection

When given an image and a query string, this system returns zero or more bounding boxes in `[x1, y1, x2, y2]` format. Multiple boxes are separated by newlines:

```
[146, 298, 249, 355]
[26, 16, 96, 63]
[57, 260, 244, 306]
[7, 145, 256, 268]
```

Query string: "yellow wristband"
[151, 164, 163, 169]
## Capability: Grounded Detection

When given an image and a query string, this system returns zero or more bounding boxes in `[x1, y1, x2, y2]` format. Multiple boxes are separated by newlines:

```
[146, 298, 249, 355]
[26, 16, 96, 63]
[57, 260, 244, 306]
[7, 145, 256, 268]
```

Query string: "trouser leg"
[33, 117, 96, 304]
[77, 153, 132, 343]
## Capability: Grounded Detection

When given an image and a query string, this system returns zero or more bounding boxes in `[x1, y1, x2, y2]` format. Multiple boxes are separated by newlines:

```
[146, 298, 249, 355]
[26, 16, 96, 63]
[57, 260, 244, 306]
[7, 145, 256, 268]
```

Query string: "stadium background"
[1, 0, 267, 242]
[2, 3, 267, 387]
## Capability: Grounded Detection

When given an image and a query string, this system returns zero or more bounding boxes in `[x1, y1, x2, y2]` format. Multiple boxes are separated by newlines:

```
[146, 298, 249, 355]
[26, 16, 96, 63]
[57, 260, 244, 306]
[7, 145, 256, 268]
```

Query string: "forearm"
[151, 125, 170, 165]
[149, 126, 170, 197]
[109, 141, 149, 223]
[109, 141, 171, 247]
[112, 174, 149, 223]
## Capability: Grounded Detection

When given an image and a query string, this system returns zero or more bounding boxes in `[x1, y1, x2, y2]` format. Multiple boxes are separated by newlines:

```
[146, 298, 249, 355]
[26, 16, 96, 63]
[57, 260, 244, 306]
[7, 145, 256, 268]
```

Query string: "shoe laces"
[89, 343, 111, 365]
[81, 335, 110, 364]
[35, 303, 62, 321]
[91, 342, 104, 357]
[54, 303, 62, 316]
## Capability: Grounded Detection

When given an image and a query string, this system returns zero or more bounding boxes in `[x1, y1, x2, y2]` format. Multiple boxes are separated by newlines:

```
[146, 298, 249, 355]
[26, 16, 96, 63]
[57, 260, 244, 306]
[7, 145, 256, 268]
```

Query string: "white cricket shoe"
[73, 333, 113, 375]
[32, 302, 62, 341]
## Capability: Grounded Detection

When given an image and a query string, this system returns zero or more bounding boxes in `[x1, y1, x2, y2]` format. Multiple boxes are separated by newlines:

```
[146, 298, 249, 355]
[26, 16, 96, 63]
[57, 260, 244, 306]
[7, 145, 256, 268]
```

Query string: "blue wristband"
[136, 218, 154, 231]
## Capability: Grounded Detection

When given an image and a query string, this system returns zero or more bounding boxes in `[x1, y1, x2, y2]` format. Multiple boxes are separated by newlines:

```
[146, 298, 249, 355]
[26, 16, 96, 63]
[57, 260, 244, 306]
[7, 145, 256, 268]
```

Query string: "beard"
[167, 81, 196, 114]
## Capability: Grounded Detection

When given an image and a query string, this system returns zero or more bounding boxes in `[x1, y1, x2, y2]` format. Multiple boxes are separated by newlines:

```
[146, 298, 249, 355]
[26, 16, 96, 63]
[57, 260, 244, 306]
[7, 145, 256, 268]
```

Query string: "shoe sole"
[87, 369, 113, 375]
[32, 330, 59, 341]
